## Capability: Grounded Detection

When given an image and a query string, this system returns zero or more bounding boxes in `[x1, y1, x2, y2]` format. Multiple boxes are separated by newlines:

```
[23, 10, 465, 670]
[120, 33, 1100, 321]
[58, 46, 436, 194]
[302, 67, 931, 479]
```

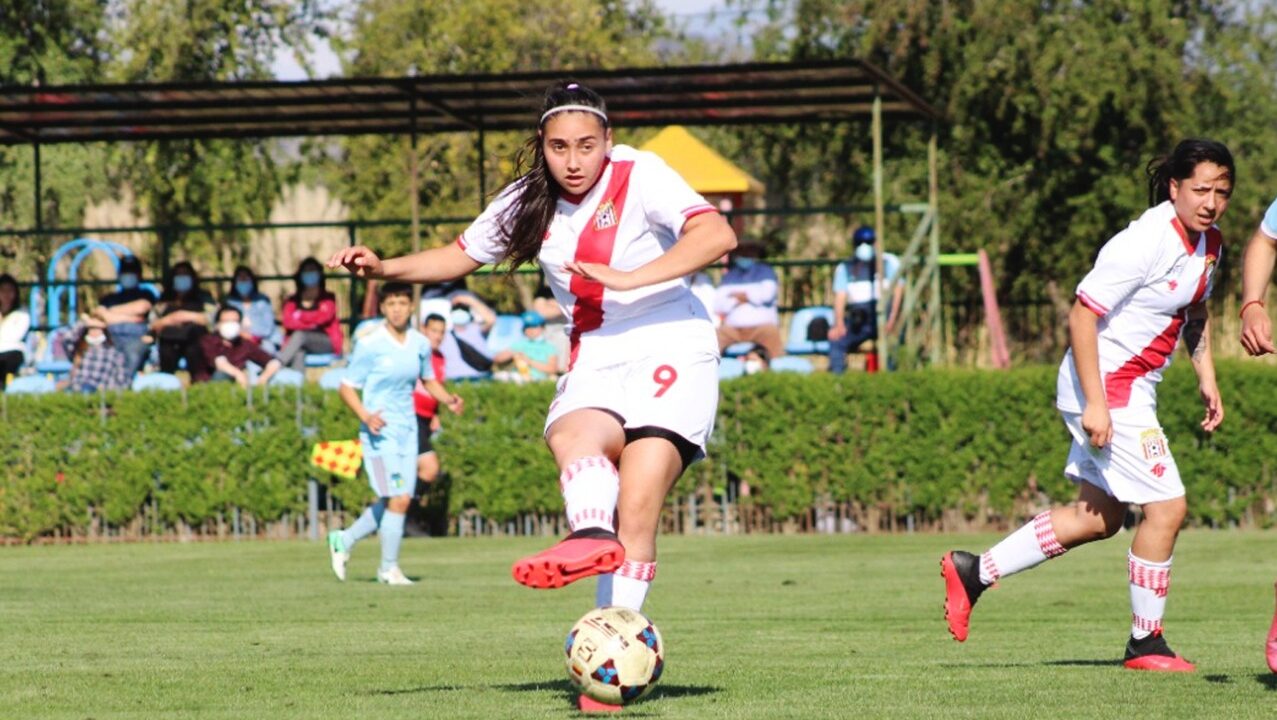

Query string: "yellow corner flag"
[310, 440, 362, 480]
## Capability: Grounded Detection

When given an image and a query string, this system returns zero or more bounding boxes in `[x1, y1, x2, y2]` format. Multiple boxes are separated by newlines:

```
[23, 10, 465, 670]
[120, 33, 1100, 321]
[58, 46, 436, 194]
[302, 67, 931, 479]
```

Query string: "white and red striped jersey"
[1057, 201, 1222, 412]
[457, 144, 719, 369]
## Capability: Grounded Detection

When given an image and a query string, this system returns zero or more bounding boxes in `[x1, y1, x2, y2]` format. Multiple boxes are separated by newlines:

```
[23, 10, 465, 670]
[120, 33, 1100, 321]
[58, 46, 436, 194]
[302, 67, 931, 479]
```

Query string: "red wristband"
[1240, 300, 1265, 319]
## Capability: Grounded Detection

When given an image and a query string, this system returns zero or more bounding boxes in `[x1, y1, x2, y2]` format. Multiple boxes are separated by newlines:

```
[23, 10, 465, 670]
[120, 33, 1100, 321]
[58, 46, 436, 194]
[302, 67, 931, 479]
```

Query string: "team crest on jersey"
[594, 201, 618, 231]
[1140, 428, 1168, 461]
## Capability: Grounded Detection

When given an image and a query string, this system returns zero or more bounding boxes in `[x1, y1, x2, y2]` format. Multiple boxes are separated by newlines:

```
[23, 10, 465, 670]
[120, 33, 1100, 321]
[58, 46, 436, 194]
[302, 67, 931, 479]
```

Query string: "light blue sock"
[342, 500, 386, 549]
[379, 510, 406, 572]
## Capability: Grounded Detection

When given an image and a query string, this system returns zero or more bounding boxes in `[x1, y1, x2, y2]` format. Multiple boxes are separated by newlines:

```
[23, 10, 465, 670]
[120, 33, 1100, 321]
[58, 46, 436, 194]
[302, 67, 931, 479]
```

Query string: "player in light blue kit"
[327, 282, 463, 585]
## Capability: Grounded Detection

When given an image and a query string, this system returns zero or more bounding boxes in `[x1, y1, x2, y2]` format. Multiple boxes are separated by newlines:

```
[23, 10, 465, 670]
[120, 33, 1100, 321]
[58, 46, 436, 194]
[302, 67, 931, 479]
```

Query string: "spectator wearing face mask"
[439, 292, 496, 381]
[199, 305, 282, 388]
[492, 310, 560, 383]
[93, 255, 155, 375]
[57, 316, 131, 392]
[713, 237, 785, 360]
[151, 260, 215, 381]
[828, 226, 903, 373]
[742, 343, 770, 376]
[279, 257, 343, 371]
[225, 265, 280, 352]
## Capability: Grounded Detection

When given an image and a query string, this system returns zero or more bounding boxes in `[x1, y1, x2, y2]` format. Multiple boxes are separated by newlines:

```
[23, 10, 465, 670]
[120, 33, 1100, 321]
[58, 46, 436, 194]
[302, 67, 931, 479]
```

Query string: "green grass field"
[2, 531, 1274, 719]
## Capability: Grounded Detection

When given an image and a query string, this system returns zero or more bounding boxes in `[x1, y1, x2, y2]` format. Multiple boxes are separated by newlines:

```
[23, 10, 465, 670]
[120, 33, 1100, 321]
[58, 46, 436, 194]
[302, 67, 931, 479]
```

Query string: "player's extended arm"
[1068, 299, 1112, 448]
[328, 242, 483, 284]
[338, 382, 384, 433]
[564, 213, 737, 291]
[1182, 302, 1223, 432]
[1241, 226, 1277, 355]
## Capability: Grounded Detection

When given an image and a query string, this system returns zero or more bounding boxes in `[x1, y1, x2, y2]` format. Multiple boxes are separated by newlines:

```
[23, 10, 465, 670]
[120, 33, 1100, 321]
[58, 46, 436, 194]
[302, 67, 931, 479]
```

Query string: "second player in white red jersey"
[1057, 200, 1222, 413]
[456, 144, 719, 370]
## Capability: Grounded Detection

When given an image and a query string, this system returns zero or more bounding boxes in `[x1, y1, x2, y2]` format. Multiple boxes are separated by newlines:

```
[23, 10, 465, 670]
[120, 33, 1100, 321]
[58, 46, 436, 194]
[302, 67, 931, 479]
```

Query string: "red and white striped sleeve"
[1074, 228, 1155, 318]
[633, 150, 717, 238]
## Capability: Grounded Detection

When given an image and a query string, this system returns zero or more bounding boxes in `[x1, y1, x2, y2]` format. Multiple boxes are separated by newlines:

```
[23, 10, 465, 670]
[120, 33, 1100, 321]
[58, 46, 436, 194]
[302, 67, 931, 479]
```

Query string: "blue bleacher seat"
[770, 356, 814, 374]
[487, 314, 525, 354]
[34, 359, 72, 377]
[723, 342, 754, 358]
[270, 368, 305, 386]
[304, 353, 337, 368]
[318, 367, 349, 390]
[785, 306, 835, 355]
[6, 374, 56, 394]
[132, 372, 183, 392]
[718, 357, 745, 380]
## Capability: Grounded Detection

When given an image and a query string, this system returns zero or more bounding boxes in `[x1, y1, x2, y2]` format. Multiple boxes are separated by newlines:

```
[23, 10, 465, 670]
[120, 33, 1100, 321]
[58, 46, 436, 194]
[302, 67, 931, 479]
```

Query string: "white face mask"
[450, 308, 472, 326]
[85, 333, 106, 347]
[854, 243, 875, 262]
[218, 321, 242, 340]
[743, 359, 764, 375]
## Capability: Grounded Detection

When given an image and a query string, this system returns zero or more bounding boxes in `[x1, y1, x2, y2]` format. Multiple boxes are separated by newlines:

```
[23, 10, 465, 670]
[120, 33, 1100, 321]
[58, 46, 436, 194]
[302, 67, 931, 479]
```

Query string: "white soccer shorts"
[1060, 405, 1184, 505]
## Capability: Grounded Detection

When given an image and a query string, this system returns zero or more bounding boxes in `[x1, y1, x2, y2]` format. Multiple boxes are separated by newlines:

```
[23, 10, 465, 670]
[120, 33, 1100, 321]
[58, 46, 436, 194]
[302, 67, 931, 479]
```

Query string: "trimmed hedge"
[4, 360, 1277, 541]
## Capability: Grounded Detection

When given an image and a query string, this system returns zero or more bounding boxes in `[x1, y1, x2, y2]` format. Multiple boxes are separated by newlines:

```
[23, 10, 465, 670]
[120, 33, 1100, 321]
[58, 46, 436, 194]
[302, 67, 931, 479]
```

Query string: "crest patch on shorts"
[1140, 428, 1168, 461]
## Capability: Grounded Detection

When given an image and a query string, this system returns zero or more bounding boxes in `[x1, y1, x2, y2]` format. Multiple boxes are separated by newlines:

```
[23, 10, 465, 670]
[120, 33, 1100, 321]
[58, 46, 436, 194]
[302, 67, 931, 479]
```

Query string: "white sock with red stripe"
[1129, 551, 1172, 640]
[596, 560, 656, 611]
[561, 456, 619, 533]
[978, 511, 1068, 585]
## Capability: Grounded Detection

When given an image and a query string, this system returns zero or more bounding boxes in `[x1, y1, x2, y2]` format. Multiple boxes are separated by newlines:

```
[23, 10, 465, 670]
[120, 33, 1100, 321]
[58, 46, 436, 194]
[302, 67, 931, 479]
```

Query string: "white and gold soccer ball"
[564, 606, 665, 705]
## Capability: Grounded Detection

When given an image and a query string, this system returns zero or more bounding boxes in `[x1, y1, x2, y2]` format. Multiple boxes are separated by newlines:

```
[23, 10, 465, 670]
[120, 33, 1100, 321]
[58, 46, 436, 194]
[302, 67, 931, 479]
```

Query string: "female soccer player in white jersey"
[328, 82, 736, 609]
[942, 139, 1234, 672]
[1236, 193, 1277, 673]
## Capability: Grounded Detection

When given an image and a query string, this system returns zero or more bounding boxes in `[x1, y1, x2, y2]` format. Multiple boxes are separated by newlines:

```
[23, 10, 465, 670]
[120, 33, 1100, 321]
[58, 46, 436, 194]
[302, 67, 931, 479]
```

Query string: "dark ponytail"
[1146, 139, 1235, 207]
[497, 81, 609, 270]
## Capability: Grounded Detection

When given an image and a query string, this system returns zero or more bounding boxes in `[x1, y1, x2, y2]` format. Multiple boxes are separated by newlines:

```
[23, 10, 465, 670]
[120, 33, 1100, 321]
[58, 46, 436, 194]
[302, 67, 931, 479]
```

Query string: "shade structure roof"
[0, 59, 941, 146]
[640, 125, 764, 195]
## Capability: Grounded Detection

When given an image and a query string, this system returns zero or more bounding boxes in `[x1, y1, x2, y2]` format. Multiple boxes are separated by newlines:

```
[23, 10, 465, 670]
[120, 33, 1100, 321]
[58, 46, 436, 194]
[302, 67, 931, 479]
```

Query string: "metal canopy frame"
[1, 59, 943, 365]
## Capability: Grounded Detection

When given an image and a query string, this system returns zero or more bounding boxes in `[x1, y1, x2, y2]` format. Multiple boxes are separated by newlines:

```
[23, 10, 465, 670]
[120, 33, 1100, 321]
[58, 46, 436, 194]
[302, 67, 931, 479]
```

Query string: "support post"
[477, 124, 487, 211]
[928, 126, 942, 364]
[307, 478, 319, 541]
[409, 95, 422, 309]
[33, 142, 42, 233]
[872, 91, 886, 371]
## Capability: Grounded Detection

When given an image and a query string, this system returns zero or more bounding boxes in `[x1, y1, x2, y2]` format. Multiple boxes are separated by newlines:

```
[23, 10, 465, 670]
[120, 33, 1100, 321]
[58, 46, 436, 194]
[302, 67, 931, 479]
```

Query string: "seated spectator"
[742, 343, 770, 376]
[93, 255, 155, 375]
[225, 265, 280, 352]
[57, 317, 131, 392]
[690, 271, 719, 327]
[439, 293, 496, 381]
[492, 311, 559, 383]
[828, 226, 903, 374]
[199, 305, 283, 388]
[531, 278, 571, 370]
[279, 257, 343, 370]
[151, 261, 215, 381]
[0, 273, 29, 389]
[713, 237, 785, 359]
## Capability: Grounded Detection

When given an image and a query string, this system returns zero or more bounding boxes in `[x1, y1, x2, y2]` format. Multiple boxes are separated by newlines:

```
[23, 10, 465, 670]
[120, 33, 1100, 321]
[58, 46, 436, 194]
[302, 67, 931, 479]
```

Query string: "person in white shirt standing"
[1235, 193, 1277, 674]
[942, 139, 1234, 673]
[328, 81, 735, 698]
[0, 274, 30, 389]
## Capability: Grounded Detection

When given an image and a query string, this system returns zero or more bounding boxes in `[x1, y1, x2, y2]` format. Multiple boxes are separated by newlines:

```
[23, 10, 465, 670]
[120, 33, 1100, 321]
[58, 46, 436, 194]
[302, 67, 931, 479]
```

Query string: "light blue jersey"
[1263, 197, 1277, 239]
[342, 322, 435, 497]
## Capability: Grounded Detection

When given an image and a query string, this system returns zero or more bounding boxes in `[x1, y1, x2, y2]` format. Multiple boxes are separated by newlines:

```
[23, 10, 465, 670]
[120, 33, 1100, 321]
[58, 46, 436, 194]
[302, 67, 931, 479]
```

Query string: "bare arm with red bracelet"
[1241, 224, 1277, 356]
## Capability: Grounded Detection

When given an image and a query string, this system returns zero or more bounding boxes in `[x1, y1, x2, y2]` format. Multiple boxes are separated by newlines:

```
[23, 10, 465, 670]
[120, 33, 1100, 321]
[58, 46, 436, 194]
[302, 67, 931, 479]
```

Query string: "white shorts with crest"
[1060, 405, 1184, 505]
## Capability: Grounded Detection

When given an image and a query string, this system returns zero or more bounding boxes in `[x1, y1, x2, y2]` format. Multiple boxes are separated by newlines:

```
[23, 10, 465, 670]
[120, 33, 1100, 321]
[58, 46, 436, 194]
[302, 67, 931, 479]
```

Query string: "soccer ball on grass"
[564, 606, 664, 705]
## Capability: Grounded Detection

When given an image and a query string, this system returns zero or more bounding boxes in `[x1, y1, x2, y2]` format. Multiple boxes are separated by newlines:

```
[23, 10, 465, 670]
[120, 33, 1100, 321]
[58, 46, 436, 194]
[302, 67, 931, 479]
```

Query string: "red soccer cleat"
[577, 694, 623, 713]
[1123, 630, 1195, 672]
[1267, 581, 1277, 673]
[941, 551, 987, 643]
[511, 528, 624, 589]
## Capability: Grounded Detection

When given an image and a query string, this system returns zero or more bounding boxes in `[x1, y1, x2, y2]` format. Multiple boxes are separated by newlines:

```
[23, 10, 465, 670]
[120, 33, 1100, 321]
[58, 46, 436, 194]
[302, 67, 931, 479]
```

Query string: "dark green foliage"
[5, 360, 1276, 541]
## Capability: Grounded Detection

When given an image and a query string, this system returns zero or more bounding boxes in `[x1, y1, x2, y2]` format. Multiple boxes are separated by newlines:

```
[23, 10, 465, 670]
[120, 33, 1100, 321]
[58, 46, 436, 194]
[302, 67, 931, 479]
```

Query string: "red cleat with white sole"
[1123, 630, 1195, 672]
[577, 694, 622, 713]
[941, 551, 987, 643]
[1267, 581, 1277, 673]
[511, 528, 624, 589]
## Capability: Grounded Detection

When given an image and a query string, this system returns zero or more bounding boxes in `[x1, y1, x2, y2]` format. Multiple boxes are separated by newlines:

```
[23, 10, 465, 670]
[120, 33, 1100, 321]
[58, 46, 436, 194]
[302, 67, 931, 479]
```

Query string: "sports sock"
[560, 456, 619, 532]
[379, 510, 406, 572]
[341, 499, 385, 549]
[1128, 551, 1171, 640]
[979, 511, 1068, 585]
[596, 560, 656, 611]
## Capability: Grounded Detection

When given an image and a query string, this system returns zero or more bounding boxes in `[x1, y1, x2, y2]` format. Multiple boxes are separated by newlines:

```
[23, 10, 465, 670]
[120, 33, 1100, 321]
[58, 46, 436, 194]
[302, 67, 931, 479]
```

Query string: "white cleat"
[327, 531, 349, 582]
[377, 565, 414, 585]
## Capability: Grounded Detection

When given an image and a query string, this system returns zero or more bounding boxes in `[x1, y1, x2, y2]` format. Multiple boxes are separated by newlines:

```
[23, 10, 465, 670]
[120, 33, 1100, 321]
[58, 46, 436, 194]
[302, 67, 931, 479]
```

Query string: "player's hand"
[1199, 381, 1224, 432]
[1081, 402, 1113, 448]
[1240, 303, 1276, 356]
[445, 395, 464, 415]
[828, 323, 847, 341]
[563, 261, 638, 291]
[327, 245, 384, 279]
[362, 409, 386, 434]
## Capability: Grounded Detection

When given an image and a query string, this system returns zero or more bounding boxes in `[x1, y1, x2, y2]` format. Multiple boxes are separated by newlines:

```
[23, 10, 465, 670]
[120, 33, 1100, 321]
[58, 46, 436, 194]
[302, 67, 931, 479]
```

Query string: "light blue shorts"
[360, 429, 416, 498]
